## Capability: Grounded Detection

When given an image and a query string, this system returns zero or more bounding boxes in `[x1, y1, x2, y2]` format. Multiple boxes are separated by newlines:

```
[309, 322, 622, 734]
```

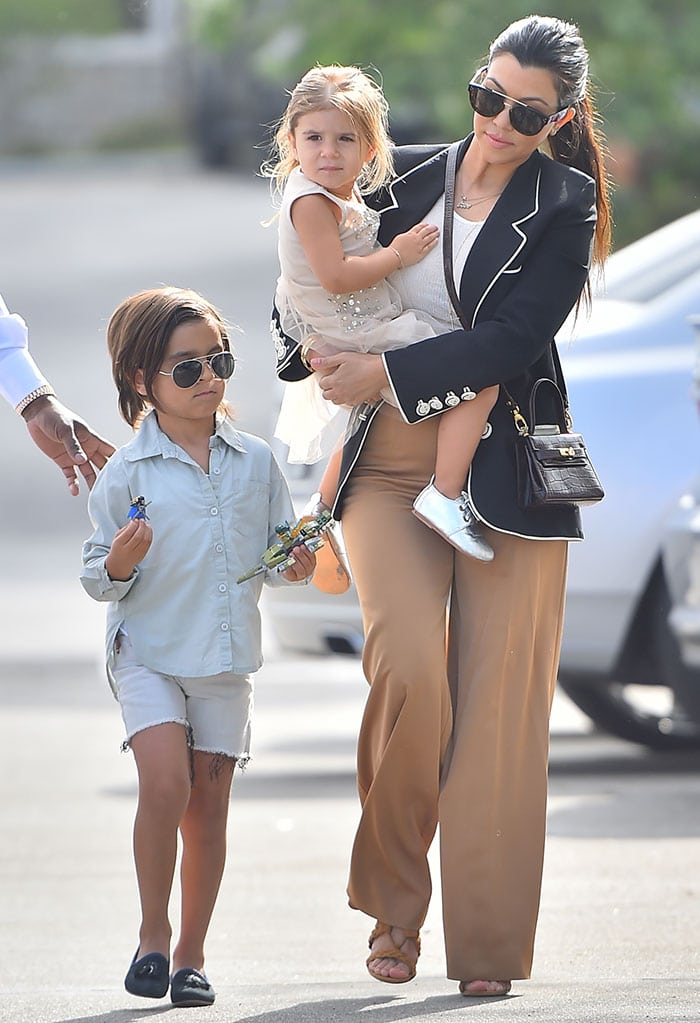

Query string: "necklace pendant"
[456, 196, 472, 210]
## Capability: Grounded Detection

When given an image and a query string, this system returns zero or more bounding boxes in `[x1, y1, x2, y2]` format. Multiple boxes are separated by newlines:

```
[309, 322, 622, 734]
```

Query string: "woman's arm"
[291, 193, 438, 294]
[316, 177, 596, 416]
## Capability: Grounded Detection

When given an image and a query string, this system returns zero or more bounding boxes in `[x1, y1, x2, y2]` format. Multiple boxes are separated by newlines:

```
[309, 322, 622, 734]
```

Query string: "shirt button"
[221, 622, 229, 631]
[215, 544, 224, 553]
[213, 467, 221, 475]
[218, 583, 227, 593]
[210, 507, 218, 516]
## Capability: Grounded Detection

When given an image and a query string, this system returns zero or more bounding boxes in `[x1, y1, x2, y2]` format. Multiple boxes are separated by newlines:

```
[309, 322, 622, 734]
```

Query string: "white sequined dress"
[273, 168, 435, 463]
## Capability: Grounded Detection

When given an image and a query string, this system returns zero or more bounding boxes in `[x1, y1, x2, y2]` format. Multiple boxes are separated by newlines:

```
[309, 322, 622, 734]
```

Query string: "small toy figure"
[237, 509, 332, 583]
[127, 496, 151, 521]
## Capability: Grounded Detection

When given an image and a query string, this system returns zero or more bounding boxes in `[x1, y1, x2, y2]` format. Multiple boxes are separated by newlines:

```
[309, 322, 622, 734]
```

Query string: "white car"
[661, 316, 700, 731]
[265, 211, 700, 750]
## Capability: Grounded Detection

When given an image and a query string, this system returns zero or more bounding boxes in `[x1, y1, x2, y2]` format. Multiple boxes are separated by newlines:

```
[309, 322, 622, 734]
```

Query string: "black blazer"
[273, 136, 597, 540]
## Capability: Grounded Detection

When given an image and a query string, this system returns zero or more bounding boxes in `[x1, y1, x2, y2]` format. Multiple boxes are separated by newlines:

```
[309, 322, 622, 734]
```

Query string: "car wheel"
[559, 570, 700, 751]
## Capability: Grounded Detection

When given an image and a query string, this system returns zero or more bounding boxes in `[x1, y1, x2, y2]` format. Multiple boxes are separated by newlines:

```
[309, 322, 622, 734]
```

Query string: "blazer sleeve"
[383, 174, 597, 423]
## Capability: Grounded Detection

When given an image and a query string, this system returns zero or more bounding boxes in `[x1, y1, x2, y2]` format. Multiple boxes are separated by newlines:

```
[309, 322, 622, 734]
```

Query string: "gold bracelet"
[390, 247, 404, 270]
[15, 384, 56, 415]
[300, 340, 315, 371]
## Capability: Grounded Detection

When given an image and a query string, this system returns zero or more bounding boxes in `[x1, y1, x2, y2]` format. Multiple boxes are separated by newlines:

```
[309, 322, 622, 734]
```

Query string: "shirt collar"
[123, 408, 247, 462]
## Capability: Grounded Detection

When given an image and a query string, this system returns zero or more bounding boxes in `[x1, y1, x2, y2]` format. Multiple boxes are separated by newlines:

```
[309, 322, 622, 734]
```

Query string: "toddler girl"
[266, 65, 498, 581]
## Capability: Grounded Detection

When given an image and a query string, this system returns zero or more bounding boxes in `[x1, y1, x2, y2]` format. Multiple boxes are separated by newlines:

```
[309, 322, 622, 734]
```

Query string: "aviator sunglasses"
[468, 68, 569, 137]
[159, 350, 236, 388]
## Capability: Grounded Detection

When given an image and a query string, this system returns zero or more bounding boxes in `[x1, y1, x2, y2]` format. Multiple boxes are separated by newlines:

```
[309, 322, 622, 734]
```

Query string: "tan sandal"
[459, 979, 511, 997]
[366, 922, 421, 984]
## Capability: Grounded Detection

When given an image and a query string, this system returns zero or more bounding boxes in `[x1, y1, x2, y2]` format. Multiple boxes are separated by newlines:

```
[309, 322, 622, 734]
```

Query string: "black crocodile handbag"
[513, 378, 605, 509]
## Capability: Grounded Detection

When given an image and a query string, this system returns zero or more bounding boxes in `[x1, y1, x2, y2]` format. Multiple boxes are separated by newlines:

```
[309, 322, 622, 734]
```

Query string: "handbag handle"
[442, 141, 573, 436]
[527, 376, 568, 432]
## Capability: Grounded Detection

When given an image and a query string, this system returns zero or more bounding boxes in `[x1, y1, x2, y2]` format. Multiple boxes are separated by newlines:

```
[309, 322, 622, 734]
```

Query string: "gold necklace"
[456, 192, 502, 210]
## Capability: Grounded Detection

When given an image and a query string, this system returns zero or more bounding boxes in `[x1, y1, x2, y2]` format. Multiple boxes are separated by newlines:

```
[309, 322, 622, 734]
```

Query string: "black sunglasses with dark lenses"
[468, 75, 567, 137]
[159, 350, 235, 389]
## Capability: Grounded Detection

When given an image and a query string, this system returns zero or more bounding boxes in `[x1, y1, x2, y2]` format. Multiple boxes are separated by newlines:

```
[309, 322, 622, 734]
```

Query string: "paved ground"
[0, 154, 698, 1021]
[1, 555, 699, 1022]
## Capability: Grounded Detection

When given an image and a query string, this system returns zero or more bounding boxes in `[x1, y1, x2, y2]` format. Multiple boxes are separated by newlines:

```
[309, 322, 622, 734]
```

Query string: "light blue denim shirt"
[81, 409, 306, 683]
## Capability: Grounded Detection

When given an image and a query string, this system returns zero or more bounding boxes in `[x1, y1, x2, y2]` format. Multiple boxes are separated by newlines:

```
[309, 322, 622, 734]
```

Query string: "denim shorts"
[112, 632, 253, 763]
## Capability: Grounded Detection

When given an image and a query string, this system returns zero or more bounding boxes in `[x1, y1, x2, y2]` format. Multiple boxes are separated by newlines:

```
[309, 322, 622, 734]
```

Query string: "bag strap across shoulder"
[441, 141, 573, 436]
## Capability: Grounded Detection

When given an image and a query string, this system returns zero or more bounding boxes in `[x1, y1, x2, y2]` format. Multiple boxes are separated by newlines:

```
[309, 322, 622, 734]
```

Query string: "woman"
[273, 15, 611, 996]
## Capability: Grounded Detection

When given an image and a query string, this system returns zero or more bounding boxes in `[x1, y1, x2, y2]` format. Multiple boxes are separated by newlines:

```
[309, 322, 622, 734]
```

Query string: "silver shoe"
[412, 482, 494, 562]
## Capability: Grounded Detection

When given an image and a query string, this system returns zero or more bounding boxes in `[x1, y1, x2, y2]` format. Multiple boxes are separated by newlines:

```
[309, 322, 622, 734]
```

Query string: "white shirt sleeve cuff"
[0, 314, 51, 408]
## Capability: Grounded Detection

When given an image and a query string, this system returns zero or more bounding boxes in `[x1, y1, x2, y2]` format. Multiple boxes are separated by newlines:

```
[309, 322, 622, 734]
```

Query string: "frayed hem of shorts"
[120, 717, 190, 752]
[193, 747, 251, 771]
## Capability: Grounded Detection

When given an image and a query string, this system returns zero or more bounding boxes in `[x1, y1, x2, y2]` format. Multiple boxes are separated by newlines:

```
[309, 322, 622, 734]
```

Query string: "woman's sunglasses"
[159, 350, 236, 389]
[468, 69, 569, 137]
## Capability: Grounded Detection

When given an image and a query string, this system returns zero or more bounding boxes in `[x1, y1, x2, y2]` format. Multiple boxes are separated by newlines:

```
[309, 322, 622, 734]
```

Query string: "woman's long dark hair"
[489, 15, 612, 280]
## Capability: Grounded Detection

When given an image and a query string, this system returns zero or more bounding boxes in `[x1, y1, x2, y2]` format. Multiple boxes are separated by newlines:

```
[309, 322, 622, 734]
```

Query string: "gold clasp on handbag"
[559, 446, 576, 457]
[509, 403, 529, 436]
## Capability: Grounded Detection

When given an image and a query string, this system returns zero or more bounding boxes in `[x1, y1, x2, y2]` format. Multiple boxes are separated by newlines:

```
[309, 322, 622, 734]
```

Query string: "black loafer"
[170, 967, 216, 1007]
[124, 950, 170, 999]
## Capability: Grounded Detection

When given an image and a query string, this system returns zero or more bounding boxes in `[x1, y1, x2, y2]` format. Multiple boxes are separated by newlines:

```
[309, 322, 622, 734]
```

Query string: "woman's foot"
[459, 979, 512, 997]
[366, 922, 420, 984]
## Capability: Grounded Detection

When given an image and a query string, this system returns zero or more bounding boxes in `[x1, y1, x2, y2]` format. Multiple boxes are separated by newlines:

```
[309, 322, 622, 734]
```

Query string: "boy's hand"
[105, 518, 153, 581]
[390, 223, 440, 269]
[281, 541, 316, 582]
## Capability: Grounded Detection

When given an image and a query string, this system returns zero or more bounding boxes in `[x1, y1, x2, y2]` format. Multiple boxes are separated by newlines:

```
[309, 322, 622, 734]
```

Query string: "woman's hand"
[311, 352, 388, 406]
[281, 541, 316, 582]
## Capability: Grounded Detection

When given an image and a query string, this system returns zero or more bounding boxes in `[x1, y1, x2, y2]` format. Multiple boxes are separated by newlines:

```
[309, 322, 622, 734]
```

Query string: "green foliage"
[186, 0, 700, 244]
[0, 1, 127, 35]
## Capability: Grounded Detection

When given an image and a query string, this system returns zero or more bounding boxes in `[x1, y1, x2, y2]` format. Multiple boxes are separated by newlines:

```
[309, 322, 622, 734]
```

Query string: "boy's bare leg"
[172, 751, 235, 974]
[434, 386, 499, 498]
[130, 723, 192, 959]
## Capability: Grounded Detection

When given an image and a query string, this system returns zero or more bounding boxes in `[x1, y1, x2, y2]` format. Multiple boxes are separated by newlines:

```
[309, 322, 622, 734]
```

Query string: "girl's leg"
[434, 385, 499, 499]
[413, 386, 498, 560]
[172, 751, 236, 974]
[318, 445, 343, 508]
[304, 443, 352, 594]
[129, 722, 192, 957]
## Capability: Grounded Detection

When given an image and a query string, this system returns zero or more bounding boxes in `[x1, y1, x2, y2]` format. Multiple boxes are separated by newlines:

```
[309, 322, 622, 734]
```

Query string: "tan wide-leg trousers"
[341, 405, 568, 981]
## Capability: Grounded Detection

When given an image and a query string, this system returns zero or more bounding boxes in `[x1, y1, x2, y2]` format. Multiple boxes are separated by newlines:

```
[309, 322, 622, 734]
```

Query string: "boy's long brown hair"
[107, 286, 233, 427]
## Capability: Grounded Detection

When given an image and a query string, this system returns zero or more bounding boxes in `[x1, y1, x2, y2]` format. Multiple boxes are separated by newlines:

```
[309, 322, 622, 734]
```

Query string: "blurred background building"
[0, 0, 698, 245]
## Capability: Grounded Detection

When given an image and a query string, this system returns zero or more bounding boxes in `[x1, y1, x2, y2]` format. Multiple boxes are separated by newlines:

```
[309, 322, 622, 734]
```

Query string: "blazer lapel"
[374, 145, 451, 243]
[458, 150, 543, 327]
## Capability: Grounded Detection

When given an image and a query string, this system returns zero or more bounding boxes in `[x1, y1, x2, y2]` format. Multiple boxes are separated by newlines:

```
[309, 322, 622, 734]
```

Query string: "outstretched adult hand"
[311, 351, 388, 407]
[23, 394, 116, 495]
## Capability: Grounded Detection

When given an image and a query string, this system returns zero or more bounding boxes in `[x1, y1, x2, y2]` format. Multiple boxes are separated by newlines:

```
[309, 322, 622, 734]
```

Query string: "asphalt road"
[1, 154, 699, 1022]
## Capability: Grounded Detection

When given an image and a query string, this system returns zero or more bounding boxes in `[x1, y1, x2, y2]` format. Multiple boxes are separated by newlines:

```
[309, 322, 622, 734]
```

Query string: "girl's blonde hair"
[107, 286, 234, 428]
[263, 65, 394, 195]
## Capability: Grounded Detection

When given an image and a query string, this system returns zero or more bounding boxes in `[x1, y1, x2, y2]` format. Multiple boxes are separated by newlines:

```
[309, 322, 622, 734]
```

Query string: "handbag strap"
[441, 141, 573, 435]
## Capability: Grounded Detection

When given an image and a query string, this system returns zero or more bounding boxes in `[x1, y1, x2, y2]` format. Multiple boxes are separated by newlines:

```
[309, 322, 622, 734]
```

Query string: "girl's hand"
[281, 541, 316, 582]
[105, 519, 153, 581]
[311, 351, 388, 406]
[391, 223, 440, 269]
